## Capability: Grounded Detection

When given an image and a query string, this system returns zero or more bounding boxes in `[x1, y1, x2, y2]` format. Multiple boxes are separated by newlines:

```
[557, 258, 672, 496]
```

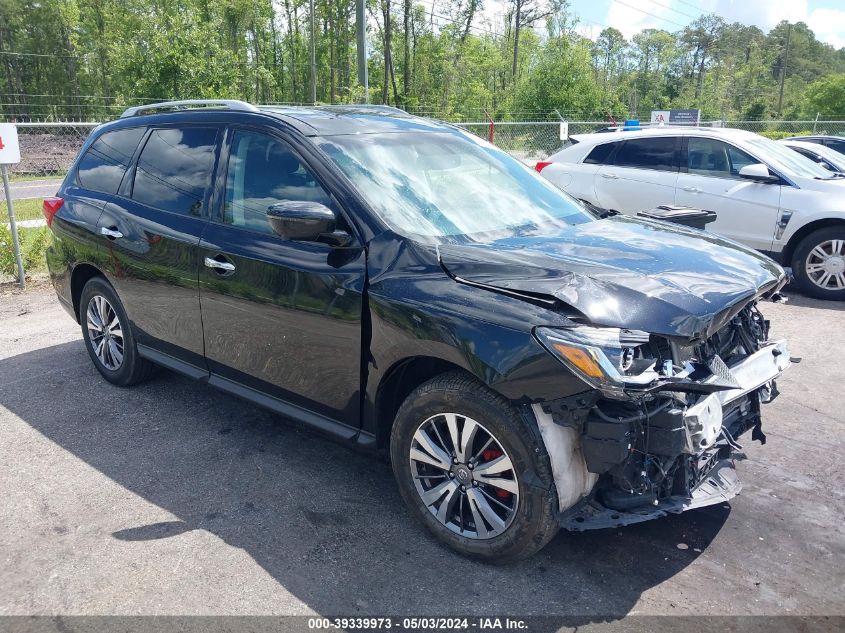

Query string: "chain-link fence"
[720, 120, 845, 139]
[2, 118, 845, 181]
[7, 122, 99, 180]
[456, 119, 845, 163]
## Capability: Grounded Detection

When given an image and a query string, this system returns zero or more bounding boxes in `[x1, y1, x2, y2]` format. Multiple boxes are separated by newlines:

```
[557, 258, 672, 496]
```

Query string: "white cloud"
[593, 0, 845, 48]
[604, 1, 664, 40]
[807, 8, 845, 49]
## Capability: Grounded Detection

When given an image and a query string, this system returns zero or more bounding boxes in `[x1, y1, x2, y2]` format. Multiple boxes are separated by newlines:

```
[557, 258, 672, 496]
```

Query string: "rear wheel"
[791, 228, 845, 300]
[389, 372, 559, 562]
[79, 277, 156, 386]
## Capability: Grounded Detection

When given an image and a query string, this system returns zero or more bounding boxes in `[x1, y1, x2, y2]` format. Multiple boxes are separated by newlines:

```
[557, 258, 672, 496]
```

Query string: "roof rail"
[120, 99, 258, 118]
[315, 104, 409, 115]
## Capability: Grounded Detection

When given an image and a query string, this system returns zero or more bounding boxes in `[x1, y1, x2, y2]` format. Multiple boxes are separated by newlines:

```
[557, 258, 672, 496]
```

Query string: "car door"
[594, 135, 680, 214]
[674, 136, 781, 251]
[198, 126, 366, 429]
[97, 124, 221, 368]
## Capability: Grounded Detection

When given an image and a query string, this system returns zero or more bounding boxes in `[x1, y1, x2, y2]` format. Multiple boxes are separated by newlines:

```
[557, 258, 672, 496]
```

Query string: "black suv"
[45, 100, 792, 561]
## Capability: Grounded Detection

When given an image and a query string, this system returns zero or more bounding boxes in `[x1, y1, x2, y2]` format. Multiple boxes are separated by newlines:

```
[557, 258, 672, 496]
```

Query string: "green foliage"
[0, 224, 50, 277]
[0, 1, 843, 122]
[804, 74, 845, 117]
[757, 130, 813, 140]
[1, 198, 44, 222]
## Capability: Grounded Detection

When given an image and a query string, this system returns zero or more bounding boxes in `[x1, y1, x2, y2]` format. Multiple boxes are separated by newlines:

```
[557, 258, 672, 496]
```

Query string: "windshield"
[317, 131, 594, 238]
[745, 136, 833, 179]
[786, 142, 845, 170]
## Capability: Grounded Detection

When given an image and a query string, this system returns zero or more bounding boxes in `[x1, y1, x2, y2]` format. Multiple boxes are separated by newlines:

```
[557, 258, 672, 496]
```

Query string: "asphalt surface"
[0, 279, 843, 619]
[1, 178, 62, 201]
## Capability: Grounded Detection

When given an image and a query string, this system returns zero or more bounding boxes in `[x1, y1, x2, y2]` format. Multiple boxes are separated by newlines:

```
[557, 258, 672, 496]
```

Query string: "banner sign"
[650, 109, 701, 125]
[0, 123, 21, 164]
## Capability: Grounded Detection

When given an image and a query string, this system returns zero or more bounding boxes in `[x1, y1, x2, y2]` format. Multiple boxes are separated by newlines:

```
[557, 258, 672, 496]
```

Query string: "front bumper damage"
[543, 330, 792, 531]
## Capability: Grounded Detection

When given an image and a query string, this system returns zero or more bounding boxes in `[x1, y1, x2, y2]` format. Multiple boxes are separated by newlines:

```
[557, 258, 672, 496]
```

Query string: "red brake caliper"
[481, 448, 511, 499]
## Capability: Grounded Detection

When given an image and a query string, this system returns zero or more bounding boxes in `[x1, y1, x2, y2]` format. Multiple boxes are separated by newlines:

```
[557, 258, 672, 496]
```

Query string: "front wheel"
[791, 228, 845, 300]
[389, 372, 559, 562]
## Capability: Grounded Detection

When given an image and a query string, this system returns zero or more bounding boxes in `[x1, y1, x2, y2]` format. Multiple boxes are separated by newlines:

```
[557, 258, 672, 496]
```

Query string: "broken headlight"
[534, 325, 660, 399]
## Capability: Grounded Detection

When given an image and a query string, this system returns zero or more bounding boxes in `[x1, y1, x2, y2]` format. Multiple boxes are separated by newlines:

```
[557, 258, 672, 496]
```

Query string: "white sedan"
[536, 127, 845, 300]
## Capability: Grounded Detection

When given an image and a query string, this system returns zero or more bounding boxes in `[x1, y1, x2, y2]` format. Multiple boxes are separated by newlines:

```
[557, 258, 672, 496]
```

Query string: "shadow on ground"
[1, 340, 733, 621]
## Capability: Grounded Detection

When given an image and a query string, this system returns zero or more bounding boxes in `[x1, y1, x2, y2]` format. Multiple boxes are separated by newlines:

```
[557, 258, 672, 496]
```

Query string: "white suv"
[538, 127, 845, 300]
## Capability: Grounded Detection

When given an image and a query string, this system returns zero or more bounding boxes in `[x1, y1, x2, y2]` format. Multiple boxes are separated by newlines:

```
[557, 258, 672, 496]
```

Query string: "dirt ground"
[0, 280, 842, 622]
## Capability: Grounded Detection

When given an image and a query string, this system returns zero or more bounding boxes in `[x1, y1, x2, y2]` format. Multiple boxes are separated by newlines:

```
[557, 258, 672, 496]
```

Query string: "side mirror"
[266, 201, 350, 246]
[739, 163, 780, 183]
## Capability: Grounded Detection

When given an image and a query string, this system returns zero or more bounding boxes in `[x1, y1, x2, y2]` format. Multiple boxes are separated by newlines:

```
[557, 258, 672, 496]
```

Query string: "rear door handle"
[204, 256, 236, 273]
[601, 173, 618, 180]
[682, 186, 701, 193]
[100, 226, 123, 239]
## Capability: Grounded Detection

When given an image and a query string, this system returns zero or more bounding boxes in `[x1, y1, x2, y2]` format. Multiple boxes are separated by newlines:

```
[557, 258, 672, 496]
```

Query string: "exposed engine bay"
[533, 300, 793, 530]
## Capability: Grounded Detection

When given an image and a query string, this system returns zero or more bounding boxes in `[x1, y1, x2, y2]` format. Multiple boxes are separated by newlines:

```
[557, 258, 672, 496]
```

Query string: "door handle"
[204, 256, 236, 273]
[100, 226, 123, 239]
[601, 173, 618, 179]
[682, 186, 701, 193]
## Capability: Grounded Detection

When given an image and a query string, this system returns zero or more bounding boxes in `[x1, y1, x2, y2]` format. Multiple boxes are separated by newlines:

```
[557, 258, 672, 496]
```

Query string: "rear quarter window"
[584, 142, 616, 165]
[76, 127, 146, 194]
[612, 137, 677, 172]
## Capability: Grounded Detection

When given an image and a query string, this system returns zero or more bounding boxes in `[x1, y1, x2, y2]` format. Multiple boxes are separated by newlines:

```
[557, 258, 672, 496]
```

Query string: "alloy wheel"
[409, 413, 519, 539]
[86, 295, 124, 371]
[805, 239, 845, 290]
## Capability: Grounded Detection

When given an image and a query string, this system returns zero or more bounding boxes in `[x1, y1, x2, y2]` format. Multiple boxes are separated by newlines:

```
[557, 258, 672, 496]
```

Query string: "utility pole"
[777, 23, 791, 117]
[309, 0, 316, 104]
[356, 0, 369, 103]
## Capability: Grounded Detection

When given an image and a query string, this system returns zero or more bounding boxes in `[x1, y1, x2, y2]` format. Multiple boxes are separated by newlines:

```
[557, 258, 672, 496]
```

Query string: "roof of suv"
[115, 101, 453, 137]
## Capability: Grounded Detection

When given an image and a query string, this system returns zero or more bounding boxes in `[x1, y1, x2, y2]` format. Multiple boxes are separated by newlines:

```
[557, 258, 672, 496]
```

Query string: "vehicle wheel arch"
[783, 218, 845, 266]
[70, 263, 106, 323]
[374, 355, 483, 451]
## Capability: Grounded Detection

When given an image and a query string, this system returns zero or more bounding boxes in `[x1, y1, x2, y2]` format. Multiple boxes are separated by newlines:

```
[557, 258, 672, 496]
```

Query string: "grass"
[0, 223, 50, 277]
[1, 198, 45, 222]
[8, 171, 66, 182]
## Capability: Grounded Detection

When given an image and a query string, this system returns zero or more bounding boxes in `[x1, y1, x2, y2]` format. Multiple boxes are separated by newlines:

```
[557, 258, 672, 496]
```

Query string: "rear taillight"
[535, 161, 552, 173]
[42, 197, 63, 227]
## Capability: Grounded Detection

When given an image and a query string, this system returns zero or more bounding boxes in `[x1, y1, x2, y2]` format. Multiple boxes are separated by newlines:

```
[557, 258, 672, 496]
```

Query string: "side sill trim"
[136, 344, 373, 448]
[137, 344, 209, 380]
[207, 374, 359, 442]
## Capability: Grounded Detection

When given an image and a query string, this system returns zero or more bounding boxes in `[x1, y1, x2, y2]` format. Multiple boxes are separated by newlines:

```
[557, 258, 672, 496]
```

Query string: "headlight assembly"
[534, 325, 660, 399]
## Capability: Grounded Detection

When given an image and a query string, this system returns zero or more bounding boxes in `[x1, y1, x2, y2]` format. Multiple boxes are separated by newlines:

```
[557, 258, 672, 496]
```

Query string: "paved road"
[1, 178, 62, 201]
[0, 282, 842, 620]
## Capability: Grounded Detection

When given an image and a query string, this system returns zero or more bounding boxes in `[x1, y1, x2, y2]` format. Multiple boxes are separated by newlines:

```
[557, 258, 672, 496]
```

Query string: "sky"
[468, 0, 845, 48]
[569, 0, 845, 48]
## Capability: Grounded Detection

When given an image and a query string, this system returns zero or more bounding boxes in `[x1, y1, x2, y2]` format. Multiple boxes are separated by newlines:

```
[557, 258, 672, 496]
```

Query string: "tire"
[389, 371, 559, 562]
[79, 276, 156, 386]
[791, 228, 845, 301]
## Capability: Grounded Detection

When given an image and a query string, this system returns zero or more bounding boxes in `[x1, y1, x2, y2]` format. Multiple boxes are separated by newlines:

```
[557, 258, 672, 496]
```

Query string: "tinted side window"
[612, 137, 677, 172]
[791, 147, 818, 162]
[584, 142, 616, 165]
[132, 127, 218, 216]
[223, 130, 333, 235]
[687, 138, 755, 179]
[824, 139, 845, 154]
[77, 127, 145, 194]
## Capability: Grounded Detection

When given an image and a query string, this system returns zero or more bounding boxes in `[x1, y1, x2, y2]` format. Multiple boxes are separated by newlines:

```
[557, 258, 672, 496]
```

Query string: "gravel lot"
[0, 278, 843, 621]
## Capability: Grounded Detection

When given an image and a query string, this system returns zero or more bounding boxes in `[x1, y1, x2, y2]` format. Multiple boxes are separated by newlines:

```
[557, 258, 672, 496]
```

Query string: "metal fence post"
[1, 164, 25, 288]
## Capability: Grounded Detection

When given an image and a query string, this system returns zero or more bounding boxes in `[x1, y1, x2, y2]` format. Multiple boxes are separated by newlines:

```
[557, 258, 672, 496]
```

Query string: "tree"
[804, 74, 845, 117]
[507, 0, 552, 80]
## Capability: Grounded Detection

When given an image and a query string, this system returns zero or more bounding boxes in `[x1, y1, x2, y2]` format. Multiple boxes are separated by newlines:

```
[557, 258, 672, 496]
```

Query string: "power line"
[643, 0, 700, 22]
[612, 0, 688, 30]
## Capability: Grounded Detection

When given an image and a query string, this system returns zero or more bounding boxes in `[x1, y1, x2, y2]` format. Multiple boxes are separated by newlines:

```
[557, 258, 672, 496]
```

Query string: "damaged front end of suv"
[534, 294, 792, 529]
[436, 215, 794, 532]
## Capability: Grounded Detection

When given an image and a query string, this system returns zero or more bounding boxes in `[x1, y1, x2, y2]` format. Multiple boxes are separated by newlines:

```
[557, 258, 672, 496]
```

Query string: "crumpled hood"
[438, 216, 785, 339]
